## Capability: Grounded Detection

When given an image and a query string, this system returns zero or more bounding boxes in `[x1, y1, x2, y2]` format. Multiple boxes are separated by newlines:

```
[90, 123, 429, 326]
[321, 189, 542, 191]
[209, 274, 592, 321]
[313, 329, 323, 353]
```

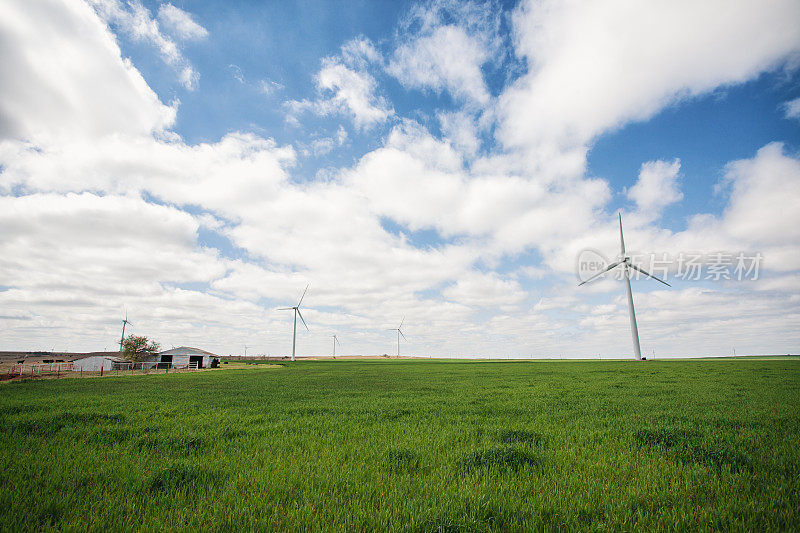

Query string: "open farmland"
[1, 359, 798, 530]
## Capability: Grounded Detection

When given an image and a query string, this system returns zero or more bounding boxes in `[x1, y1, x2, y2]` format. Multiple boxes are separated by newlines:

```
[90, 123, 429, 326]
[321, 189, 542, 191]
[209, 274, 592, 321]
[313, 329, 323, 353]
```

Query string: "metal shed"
[72, 355, 128, 372]
[146, 347, 220, 369]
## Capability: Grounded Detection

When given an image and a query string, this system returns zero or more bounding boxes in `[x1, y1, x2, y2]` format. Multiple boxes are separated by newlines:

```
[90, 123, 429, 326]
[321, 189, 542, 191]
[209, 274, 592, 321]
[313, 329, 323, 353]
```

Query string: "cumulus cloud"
[317, 60, 393, 127]
[0, 132, 296, 214]
[627, 159, 683, 219]
[389, 25, 491, 104]
[498, 0, 800, 152]
[442, 272, 525, 308]
[0, 0, 175, 141]
[712, 143, 800, 258]
[346, 119, 609, 257]
[286, 38, 392, 129]
[438, 111, 481, 156]
[387, 0, 501, 104]
[0, 193, 224, 289]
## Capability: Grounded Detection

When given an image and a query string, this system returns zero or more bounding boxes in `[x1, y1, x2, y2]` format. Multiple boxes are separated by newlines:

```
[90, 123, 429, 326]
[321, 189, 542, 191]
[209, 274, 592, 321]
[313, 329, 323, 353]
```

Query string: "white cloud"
[158, 3, 208, 41]
[346, 120, 609, 257]
[498, 0, 800, 151]
[712, 143, 800, 255]
[389, 25, 491, 104]
[0, 132, 297, 215]
[0, 0, 175, 141]
[438, 110, 481, 156]
[442, 271, 525, 308]
[285, 37, 391, 129]
[287, 58, 392, 130]
[340, 36, 381, 69]
[627, 159, 683, 219]
[387, 0, 500, 105]
[318, 60, 393, 128]
[0, 193, 224, 289]
[783, 97, 800, 119]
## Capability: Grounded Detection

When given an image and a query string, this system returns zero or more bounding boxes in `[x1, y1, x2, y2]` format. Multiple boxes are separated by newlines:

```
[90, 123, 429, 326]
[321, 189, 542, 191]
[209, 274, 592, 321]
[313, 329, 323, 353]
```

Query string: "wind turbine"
[332, 334, 340, 358]
[387, 317, 407, 357]
[278, 285, 309, 361]
[119, 311, 132, 353]
[578, 213, 670, 360]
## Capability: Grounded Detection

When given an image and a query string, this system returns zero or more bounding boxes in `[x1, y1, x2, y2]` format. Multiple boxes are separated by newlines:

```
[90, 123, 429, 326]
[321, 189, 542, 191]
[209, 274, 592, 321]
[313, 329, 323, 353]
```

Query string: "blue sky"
[1, 0, 799, 357]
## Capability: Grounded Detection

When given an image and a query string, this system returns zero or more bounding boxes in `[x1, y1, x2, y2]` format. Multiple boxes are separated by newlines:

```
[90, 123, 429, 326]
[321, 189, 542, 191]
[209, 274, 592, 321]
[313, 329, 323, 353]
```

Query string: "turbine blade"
[297, 284, 309, 307]
[335, 336, 340, 345]
[619, 212, 626, 255]
[277, 307, 294, 310]
[399, 330, 407, 341]
[297, 308, 308, 330]
[578, 261, 622, 286]
[629, 263, 671, 287]
[399, 316, 404, 329]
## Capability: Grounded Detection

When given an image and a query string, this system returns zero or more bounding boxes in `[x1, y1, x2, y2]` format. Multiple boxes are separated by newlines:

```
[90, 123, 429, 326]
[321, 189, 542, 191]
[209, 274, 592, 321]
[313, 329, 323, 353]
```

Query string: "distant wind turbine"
[387, 317, 407, 356]
[332, 334, 340, 358]
[119, 311, 132, 352]
[279, 285, 309, 361]
[579, 213, 670, 361]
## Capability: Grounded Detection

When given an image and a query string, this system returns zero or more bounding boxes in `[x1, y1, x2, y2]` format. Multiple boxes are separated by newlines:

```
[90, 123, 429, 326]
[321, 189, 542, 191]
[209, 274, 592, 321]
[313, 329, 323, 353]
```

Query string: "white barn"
[73, 355, 128, 372]
[146, 347, 220, 369]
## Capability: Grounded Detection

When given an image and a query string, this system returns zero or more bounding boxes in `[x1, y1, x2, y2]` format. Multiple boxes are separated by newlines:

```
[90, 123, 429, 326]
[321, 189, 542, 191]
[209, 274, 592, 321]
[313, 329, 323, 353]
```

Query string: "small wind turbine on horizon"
[578, 213, 671, 361]
[278, 285, 309, 361]
[332, 334, 340, 358]
[387, 317, 407, 357]
[119, 310, 132, 353]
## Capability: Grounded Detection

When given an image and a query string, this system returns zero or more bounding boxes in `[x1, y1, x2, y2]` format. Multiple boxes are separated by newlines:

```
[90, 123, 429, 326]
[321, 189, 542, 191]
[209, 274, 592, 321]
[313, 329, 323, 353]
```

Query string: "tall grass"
[1, 359, 798, 530]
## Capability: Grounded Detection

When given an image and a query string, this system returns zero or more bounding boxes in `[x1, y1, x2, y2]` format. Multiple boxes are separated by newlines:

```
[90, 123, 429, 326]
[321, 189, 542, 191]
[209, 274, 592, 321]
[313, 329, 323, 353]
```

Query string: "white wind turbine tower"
[579, 213, 671, 360]
[118, 311, 132, 353]
[387, 317, 407, 357]
[331, 334, 340, 358]
[278, 285, 309, 361]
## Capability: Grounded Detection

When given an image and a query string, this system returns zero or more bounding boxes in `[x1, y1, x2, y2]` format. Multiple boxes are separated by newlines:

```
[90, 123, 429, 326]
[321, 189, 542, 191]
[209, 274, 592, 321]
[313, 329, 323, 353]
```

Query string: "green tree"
[121, 335, 161, 362]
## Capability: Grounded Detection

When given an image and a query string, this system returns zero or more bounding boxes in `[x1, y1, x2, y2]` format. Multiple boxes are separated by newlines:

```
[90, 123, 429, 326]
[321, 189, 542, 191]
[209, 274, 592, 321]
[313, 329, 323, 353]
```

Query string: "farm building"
[73, 355, 129, 372]
[145, 347, 220, 369]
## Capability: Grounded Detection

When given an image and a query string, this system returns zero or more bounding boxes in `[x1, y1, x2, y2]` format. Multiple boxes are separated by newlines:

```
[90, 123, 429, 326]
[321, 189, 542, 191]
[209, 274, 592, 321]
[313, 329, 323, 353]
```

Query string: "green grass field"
[1, 359, 798, 531]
